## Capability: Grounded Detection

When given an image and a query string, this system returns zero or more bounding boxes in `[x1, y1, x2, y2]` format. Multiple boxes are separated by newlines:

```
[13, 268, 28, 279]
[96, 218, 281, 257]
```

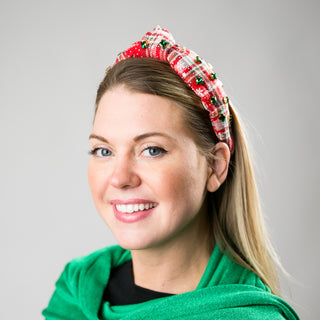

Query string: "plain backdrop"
[1, 0, 319, 319]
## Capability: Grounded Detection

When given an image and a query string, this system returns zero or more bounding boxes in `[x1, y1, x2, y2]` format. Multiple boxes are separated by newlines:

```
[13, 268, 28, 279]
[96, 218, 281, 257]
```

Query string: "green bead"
[219, 114, 226, 122]
[210, 73, 217, 80]
[196, 77, 204, 85]
[210, 97, 218, 104]
[160, 39, 169, 48]
[141, 41, 148, 49]
[195, 56, 202, 64]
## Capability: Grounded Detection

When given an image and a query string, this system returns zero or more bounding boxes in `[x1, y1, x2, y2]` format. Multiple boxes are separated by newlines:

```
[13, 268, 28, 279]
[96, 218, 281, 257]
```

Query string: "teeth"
[115, 203, 156, 213]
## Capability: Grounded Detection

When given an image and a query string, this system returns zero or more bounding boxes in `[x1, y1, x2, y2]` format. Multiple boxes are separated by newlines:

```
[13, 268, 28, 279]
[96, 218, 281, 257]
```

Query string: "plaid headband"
[111, 26, 233, 151]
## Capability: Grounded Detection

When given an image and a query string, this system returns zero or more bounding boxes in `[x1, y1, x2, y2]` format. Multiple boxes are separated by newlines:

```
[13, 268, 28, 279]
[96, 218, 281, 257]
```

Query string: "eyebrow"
[89, 134, 109, 143]
[89, 132, 175, 143]
[133, 132, 176, 142]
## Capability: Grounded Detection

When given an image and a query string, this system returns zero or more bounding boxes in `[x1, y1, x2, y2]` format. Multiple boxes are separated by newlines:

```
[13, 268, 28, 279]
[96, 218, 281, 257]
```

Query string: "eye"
[142, 146, 167, 157]
[89, 148, 112, 157]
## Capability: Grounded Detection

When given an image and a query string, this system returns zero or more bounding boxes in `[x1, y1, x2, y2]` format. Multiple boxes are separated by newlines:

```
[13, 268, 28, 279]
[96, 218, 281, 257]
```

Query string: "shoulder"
[42, 245, 131, 319]
[201, 244, 270, 292]
[64, 245, 130, 276]
[59, 245, 132, 296]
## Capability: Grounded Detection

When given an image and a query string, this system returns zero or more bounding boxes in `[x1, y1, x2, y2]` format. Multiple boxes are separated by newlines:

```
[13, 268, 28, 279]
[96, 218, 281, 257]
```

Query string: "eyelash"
[142, 146, 167, 157]
[88, 146, 167, 158]
[89, 148, 112, 157]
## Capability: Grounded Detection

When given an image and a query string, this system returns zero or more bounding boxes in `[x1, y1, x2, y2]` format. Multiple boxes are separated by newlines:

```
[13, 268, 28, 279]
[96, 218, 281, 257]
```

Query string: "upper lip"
[110, 199, 157, 205]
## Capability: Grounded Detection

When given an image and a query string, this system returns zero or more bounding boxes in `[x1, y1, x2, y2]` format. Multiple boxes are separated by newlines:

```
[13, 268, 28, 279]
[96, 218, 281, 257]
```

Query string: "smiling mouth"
[115, 203, 157, 213]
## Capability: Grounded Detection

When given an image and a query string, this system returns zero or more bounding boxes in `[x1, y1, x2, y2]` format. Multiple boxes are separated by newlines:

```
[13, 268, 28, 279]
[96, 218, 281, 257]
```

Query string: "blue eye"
[90, 148, 112, 157]
[142, 146, 167, 157]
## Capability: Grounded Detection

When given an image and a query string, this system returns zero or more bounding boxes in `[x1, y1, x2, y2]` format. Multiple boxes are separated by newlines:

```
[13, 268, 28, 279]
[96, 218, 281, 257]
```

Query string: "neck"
[130, 216, 212, 294]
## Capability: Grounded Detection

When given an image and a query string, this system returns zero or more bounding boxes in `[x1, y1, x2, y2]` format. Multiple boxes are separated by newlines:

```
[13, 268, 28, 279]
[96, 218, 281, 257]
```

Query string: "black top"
[103, 260, 174, 306]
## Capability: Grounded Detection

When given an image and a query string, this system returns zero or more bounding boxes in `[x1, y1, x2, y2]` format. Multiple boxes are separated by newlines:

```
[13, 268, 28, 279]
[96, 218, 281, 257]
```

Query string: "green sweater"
[43, 245, 299, 319]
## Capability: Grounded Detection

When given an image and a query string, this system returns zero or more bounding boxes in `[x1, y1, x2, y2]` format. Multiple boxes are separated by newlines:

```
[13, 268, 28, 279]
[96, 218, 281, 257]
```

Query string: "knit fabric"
[42, 245, 299, 319]
[113, 26, 233, 151]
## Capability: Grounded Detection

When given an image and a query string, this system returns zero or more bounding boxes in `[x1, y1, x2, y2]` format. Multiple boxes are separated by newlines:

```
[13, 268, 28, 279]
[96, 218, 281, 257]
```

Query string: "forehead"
[94, 86, 189, 138]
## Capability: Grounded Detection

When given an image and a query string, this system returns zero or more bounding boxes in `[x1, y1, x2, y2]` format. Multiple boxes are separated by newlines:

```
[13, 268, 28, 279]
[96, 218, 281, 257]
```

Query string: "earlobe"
[207, 142, 230, 192]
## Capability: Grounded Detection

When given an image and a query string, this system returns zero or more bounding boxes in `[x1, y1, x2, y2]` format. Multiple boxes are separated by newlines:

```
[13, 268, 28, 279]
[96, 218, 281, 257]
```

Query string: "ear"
[207, 142, 230, 192]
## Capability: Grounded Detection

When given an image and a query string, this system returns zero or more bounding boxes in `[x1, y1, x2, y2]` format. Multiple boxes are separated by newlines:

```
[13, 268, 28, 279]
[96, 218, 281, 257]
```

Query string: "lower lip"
[113, 205, 155, 223]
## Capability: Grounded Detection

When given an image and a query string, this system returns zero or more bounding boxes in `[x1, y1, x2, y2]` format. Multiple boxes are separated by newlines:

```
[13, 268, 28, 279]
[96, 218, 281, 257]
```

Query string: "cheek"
[171, 161, 208, 206]
[156, 164, 202, 201]
[88, 163, 105, 202]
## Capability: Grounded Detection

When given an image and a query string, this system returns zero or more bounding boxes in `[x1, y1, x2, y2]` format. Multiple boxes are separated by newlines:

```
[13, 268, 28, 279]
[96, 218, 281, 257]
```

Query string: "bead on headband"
[111, 26, 233, 151]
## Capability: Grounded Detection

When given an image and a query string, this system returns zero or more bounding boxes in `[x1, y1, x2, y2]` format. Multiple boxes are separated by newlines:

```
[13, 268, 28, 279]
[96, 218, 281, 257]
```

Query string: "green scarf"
[43, 245, 299, 319]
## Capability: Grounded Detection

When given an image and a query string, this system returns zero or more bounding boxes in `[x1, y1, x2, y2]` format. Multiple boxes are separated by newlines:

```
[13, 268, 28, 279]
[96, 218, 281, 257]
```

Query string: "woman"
[43, 26, 299, 319]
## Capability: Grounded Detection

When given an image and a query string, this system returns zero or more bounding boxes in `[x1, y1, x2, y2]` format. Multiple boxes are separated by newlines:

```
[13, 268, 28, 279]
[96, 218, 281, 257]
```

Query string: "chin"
[113, 232, 155, 251]
[116, 240, 151, 251]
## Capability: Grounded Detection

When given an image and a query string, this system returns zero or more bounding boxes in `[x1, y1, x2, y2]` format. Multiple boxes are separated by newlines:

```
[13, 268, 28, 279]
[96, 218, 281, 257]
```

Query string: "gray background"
[1, 0, 319, 319]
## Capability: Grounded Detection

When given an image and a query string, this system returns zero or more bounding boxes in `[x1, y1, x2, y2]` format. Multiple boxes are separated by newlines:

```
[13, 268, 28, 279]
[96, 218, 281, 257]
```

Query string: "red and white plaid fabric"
[113, 26, 233, 151]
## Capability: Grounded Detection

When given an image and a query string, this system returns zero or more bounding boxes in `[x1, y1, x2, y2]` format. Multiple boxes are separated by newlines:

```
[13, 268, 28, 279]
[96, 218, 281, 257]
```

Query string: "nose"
[109, 155, 141, 189]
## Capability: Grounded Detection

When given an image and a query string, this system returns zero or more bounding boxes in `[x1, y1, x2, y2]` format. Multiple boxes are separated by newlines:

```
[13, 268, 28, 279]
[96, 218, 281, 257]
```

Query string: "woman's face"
[88, 85, 212, 250]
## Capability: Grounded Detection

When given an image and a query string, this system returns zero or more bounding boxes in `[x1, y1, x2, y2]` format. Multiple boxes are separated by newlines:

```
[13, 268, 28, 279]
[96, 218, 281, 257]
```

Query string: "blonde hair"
[96, 58, 283, 295]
